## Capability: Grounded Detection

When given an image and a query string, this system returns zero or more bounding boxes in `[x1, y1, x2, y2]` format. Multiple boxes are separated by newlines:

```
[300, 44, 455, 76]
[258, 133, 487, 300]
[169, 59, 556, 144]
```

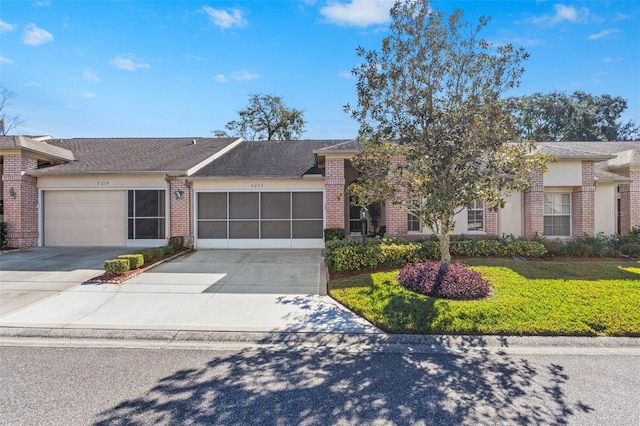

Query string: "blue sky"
[1, 0, 639, 139]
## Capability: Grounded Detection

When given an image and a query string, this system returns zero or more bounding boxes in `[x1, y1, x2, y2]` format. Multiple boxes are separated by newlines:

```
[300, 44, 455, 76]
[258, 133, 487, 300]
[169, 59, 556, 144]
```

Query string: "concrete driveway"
[0, 248, 380, 333]
[0, 247, 140, 315]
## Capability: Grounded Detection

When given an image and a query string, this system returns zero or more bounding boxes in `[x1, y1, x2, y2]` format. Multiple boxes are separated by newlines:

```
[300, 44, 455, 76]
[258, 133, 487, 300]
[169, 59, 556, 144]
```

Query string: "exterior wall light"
[174, 189, 185, 200]
[9, 187, 16, 199]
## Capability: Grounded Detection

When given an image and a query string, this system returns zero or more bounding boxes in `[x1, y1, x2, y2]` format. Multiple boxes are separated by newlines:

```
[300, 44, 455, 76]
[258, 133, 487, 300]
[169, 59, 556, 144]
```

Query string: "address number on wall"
[97, 181, 110, 186]
[250, 183, 264, 188]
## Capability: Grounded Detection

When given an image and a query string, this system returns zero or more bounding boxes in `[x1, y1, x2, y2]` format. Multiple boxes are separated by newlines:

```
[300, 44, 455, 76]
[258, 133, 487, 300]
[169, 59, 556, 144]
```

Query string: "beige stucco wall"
[498, 192, 523, 237]
[594, 182, 616, 235]
[192, 178, 325, 192]
[37, 173, 167, 189]
[545, 161, 583, 186]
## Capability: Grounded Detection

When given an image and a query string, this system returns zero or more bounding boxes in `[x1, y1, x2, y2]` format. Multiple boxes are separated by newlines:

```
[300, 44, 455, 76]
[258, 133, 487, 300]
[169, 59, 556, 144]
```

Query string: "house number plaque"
[97, 181, 110, 186]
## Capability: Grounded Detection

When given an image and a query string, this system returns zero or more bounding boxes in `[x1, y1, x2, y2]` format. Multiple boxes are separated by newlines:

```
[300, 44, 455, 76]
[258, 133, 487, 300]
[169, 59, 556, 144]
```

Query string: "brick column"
[168, 176, 189, 246]
[619, 169, 640, 234]
[325, 158, 345, 229]
[384, 201, 408, 237]
[485, 207, 498, 236]
[572, 161, 596, 237]
[2, 154, 39, 248]
[523, 171, 544, 238]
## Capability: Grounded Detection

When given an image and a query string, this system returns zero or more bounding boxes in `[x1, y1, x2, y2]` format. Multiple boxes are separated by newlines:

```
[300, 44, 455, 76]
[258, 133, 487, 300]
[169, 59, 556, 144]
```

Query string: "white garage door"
[44, 190, 126, 246]
[196, 191, 324, 249]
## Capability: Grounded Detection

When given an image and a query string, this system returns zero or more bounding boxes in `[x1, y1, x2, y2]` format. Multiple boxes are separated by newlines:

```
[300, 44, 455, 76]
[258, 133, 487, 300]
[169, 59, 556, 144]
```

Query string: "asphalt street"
[1, 338, 639, 425]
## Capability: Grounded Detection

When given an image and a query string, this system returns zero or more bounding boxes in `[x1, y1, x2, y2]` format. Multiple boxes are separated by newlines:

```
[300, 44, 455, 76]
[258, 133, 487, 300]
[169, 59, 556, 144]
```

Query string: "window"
[544, 193, 571, 236]
[408, 212, 421, 232]
[127, 190, 166, 240]
[467, 200, 484, 232]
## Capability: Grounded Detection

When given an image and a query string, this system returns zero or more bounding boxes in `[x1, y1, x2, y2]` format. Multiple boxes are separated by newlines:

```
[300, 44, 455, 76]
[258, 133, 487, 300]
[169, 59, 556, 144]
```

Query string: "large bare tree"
[346, 0, 548, 272]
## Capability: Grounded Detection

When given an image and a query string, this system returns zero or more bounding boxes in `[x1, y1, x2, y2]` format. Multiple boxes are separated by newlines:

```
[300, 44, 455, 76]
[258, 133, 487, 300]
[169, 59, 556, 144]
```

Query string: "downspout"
[185, 179, 192, 248]
[164, 174, 171, 242]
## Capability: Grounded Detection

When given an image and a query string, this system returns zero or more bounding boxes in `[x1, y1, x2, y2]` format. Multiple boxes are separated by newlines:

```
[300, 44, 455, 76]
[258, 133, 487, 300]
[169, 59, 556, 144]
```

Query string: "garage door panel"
[44, 190, 126, 246]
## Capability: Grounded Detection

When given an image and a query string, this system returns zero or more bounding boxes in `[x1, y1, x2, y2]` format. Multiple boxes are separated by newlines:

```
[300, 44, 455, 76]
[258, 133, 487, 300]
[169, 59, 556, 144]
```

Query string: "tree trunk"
[439, 214, 452, 275]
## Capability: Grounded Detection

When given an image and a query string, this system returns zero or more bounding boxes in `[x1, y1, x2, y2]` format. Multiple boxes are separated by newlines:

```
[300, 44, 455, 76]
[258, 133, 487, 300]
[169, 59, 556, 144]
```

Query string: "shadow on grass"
[93, 336, 592, 425]
[465, 258, 640, 281]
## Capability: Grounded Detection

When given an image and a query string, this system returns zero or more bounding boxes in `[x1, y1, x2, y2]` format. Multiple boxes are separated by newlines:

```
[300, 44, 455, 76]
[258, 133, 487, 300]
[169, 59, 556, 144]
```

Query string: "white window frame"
[543, 192, 572, 237]
[407, 211, 422, 233]
[467, 200, 484, 233]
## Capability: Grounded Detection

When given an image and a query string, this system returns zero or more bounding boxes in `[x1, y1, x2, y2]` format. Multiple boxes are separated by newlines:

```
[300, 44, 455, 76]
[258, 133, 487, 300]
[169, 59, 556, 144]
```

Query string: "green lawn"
[329, 259, 640, 336]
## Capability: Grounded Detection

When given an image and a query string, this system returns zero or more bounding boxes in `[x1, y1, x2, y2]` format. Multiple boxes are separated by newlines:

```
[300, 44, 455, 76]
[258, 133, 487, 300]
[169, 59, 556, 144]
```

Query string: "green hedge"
[117, 254, 144, 270]
[104, 259, 130, 274]
[324, 228, 346, 241]
[0, 222, 7, 248]
[325, 236, 548, 273]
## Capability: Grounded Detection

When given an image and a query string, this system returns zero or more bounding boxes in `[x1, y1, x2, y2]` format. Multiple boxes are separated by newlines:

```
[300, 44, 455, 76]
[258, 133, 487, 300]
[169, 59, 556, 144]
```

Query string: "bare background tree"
[0, 85, 24, 136]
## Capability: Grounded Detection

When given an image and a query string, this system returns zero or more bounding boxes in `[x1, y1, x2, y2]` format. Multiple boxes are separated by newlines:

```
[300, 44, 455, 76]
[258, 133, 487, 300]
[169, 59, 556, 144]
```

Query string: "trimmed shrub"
[505, 239, 546, 258]
[104, 259, 130, 274]
[417, 240, 440, 260]
[168, 236, 184, 252]
[610, 227, 640, 257]
[118, 254, 144, 270]
[0, 222, 7, 248]
[450, 240, 476, 257]
[137, 248, 156, 263]
[398, 261, 492, 300]
[324, 228, 346, 241]
[562, 233, 613, 258]
[475, 239, 508, 257]
[326, 245, 371, 273]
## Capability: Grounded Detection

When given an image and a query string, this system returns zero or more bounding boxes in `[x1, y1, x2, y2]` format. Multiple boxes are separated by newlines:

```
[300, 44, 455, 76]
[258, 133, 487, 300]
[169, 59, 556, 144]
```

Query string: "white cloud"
[320, 0, 394, 27]
[34, 0, 52, 7]
[82, 92, 97, 99]
[110, 54, 150, 71]
[0, 20, 17, 33]
[587, 28, 620, 41]
[24, 81, 42, 87]
[0, 56, 14, 64]
[532, 4, 589, 26]
[602, 56, 623, 63]
[202, 6, 247, 29]
[337, 70, 353, 79]
[23, 23, 53, 46]
[214, 74, 227, 83]
[83, 67, 101, 82]
[231, 70, 259, 81]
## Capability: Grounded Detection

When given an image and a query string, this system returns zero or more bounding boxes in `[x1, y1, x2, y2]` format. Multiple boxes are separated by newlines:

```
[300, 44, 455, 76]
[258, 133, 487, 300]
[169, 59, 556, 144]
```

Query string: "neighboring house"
[1, 136, 639, 249]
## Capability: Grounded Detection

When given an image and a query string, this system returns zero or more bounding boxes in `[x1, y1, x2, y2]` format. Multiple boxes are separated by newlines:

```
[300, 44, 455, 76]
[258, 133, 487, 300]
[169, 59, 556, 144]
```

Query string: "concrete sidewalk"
[0, 249, 380, 334]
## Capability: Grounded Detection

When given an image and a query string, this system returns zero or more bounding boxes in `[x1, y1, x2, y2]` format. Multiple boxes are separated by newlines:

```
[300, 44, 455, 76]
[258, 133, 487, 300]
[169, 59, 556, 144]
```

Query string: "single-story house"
[1, 135, 639, 249]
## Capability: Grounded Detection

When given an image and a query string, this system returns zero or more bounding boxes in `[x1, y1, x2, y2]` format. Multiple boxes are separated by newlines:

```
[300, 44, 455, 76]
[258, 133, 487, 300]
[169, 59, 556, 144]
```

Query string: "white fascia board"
[186, 138, 243, 176]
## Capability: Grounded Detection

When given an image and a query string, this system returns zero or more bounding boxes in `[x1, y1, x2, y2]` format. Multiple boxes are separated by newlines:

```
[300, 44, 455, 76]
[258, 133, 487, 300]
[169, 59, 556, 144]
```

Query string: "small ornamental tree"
[345, 0, 549, 274]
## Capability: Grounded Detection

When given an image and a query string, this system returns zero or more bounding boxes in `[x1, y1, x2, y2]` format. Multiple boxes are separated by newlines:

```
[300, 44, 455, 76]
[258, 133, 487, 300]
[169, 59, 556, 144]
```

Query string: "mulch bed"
[83, 248, 192, 285]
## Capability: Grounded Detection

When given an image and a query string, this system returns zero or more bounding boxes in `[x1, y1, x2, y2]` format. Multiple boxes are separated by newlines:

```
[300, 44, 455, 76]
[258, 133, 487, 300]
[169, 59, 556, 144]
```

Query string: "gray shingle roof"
[314, 139, 362, 153]
[0, 135, 75, 161]
[604, 148, 640, 169]
[537, 141, 640, 159]
[29, 137, 240, 175]
[194, 140, 347, 178]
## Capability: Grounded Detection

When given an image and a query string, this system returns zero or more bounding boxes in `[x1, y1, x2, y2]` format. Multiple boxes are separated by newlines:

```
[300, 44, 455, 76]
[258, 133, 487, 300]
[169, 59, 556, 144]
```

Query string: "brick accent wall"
[385, 201, 408, 237]
[572, 161, 596, 236]
[325, 158, 346, 229]
[619, 168, 640, 233]
[523, 171, 544, 238]
[2, 154, 39, 248]
[168, 177, 190, 246]
[484, 207, 498, 236]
